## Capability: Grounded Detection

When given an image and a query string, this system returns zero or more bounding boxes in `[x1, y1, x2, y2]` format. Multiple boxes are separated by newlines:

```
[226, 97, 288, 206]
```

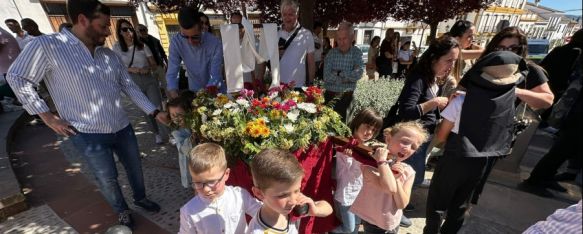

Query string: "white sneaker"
[169, 137, 176, 146]
[155, 134, 164, 145]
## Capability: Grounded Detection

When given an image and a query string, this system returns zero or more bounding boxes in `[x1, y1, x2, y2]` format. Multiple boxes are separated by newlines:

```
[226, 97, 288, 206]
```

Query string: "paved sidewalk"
[3, 97, 581, 233]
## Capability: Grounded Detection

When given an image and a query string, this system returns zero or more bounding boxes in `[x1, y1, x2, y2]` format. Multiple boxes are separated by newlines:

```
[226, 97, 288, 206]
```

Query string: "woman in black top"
[397, 35, 459, 187]
[471, 26, 552, 203]
[377, 28, 397, 78]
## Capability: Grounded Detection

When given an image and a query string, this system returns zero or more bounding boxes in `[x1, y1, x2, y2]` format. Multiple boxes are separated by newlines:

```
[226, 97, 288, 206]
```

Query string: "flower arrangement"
[187, 83, 350, 164]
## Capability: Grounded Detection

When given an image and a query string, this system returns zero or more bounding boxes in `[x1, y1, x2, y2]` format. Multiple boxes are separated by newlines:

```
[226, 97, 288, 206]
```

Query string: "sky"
[527, 0, 582, 15]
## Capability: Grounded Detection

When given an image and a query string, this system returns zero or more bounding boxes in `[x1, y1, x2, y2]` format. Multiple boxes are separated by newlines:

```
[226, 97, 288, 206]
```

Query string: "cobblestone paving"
[58, 97, 191, 233]
[0, 205, 78, 234]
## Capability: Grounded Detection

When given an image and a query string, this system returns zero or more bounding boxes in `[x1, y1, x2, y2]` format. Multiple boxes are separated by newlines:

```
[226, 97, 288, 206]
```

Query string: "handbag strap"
[282, 26, 301, 51]
[128, 45, 136, 68]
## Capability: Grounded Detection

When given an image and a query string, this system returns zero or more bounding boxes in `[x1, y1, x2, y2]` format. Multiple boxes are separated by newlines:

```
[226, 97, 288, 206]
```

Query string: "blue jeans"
[171, 128, 193, 188]
[404, 137, 431, 185]
[70, 125, 146, 213]
[331, 200, 360, 234]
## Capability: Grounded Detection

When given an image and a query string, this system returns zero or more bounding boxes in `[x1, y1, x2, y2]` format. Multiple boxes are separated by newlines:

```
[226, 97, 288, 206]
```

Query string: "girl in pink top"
[350, 121, 429, 233]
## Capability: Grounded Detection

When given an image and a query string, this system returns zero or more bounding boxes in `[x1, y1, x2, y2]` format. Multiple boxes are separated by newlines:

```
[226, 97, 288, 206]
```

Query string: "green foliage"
[347, 78, 404, 123]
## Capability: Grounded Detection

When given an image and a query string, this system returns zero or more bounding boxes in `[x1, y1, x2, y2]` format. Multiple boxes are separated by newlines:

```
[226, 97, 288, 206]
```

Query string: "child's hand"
[343, 148, 353, 156]
[391, 162, 405, 176]
[372, 147, 389, 162]
[296, 193, 316, 217]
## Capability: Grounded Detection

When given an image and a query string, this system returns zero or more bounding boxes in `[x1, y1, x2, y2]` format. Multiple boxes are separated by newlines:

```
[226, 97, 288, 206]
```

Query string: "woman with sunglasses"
[423, 27, 554, 234]
[113, 19, 166, 144]
[480, 26, 553, 109]
[467, 26, 553, 205]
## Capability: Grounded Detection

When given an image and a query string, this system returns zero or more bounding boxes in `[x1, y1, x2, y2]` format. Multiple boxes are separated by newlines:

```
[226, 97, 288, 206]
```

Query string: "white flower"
[231, 107, 241, 114]
[287, 110, 300, 122]
[236, 99, 249, 108]
[284, 123, 295, 133]
[269, 91, 279, 99]
[224, 102, 234, 109]
[212, 109, 222, 116]
[201, 113, 208, 123]
[297, 103, 317, 113]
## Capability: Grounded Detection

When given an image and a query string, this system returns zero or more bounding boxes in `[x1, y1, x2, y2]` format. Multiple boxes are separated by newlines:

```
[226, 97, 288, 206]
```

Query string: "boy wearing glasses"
[179, 143, 261, 233]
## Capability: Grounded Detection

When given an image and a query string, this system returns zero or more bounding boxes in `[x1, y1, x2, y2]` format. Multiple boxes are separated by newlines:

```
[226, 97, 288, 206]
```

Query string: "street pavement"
[3, 96, 581, 234]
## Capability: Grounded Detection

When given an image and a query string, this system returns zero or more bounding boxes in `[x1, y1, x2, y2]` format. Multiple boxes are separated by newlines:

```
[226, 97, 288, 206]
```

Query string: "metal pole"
[12, 0, 23, 19]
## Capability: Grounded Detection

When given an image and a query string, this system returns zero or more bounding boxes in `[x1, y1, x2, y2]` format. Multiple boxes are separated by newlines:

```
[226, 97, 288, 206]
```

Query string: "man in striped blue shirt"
[323, 22, 364, 122]
[6, 0, 166, 229]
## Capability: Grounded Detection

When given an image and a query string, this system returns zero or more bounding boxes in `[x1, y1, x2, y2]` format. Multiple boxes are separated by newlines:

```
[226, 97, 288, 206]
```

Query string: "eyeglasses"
[180, 33, 201, 41]
[139, 28, 147, 33]
[121, 27, 134, 33]
[191, 170, 226, 189]
[494, 45, 522, 53]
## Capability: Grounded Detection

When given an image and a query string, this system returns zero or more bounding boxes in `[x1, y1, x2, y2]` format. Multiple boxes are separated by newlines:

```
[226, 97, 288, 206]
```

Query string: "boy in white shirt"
[179, 143, 262, 234]
[247, 149, 333, 234]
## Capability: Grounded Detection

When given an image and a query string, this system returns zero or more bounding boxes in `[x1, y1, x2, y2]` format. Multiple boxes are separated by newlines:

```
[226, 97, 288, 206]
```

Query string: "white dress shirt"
[179, 186, 262, 234]
[6, 29, 157, 133]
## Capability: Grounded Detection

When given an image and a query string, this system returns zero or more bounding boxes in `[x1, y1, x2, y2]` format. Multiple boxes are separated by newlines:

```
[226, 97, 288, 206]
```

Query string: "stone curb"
[0, 111, 29, 221]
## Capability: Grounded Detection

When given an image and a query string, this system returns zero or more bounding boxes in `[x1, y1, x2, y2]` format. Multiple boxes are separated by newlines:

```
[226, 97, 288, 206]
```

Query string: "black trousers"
[527, 93, 583, 184]
[424, 154, 495, 234]
[324, 90, 353, 123]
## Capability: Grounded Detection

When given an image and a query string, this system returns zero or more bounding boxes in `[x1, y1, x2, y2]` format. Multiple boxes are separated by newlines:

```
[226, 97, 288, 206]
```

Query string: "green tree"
[389, 0, 491, 42]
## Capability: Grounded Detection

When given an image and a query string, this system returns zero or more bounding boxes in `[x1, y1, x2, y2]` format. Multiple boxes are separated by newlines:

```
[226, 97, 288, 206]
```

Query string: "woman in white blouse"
[112, 19, 165, 144]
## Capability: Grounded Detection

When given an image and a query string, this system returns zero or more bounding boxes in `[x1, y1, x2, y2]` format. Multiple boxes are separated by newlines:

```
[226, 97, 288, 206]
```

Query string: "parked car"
[527, 39, 550, 64]
[355, 44, 370, 63]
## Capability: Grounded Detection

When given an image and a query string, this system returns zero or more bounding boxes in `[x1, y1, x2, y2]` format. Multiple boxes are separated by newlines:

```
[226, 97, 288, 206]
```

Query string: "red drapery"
[226, 138, 339, 233]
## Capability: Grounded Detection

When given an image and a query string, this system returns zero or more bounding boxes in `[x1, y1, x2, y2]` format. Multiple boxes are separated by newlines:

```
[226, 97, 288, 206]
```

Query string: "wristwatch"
[150, 109, 160, 118]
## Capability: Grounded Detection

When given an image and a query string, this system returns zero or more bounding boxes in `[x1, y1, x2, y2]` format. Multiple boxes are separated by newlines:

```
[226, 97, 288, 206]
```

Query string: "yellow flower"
[256, 118, 266, 126]
[259, 126, 270, 138]
[269, 110, 282, 119]
[250, 126, 261, 138]
[215, 94, 229, 106]
[197, 106, 207, 114]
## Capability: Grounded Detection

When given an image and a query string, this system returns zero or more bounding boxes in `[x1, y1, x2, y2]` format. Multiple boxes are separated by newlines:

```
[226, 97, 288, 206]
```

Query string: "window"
[42, 2, 137, 48]
[363, 30, 373, 45]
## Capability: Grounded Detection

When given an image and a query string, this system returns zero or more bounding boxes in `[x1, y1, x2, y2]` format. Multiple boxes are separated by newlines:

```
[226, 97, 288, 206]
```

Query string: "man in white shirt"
[4, 19, 33, 49]
[6, 0, 167, 230]
[258, 0, 316, 88]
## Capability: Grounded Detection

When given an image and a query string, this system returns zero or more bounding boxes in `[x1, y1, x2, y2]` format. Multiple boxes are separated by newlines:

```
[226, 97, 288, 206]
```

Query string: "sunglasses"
[181, 33, 201, 41]
[121, 27, 134, 33]
[494, 45, 522, 53]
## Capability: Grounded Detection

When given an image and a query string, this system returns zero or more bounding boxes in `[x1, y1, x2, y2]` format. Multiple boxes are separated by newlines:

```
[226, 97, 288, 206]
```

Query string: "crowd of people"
[1, 0, 581, 233]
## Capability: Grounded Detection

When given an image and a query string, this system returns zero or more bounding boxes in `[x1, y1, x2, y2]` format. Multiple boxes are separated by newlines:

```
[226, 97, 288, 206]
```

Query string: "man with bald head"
[323, 22, 363, 122]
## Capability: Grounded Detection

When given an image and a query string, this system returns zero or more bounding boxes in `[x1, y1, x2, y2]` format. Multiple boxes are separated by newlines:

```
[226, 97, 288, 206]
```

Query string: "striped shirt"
[523, 200, 582, 234]
[6, 29, 156, 134]
[323, 46, 364, 92]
